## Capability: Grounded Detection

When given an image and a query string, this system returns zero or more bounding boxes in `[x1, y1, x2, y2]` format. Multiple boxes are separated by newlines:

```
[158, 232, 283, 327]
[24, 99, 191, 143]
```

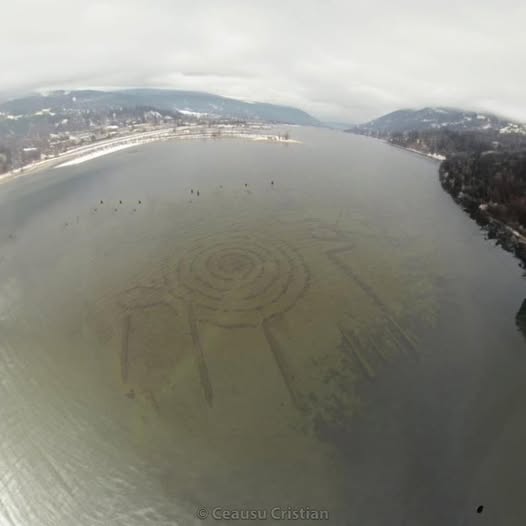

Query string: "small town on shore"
[0, 108, 296, 182]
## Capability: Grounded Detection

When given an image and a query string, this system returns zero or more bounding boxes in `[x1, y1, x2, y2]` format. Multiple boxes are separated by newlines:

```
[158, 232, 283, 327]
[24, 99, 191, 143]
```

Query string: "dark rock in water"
[119, 200, 123, 204]
[516, 299, 526, 339]
[138, 200, 142, 204]
[191, 189, 194, 194]
[100, 200, 104, 204]
[271, 180, 274, 185]
[197, 190, 200, 196]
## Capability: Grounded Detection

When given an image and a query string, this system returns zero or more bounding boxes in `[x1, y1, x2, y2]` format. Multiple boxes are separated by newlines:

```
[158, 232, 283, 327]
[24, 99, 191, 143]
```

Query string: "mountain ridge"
[0, 88, 321, 126]
[349, 107, 526, 135]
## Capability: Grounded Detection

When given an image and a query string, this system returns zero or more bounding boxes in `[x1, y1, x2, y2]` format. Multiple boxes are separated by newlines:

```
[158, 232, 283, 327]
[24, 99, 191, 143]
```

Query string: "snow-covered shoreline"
[0, 127, 301, 182]
[347, 133, 446, 162]
[385, 140, 446, 161]
[53, 129, 300, 168]
[55, 142, 142, 167]
[404, 147, 446, 161]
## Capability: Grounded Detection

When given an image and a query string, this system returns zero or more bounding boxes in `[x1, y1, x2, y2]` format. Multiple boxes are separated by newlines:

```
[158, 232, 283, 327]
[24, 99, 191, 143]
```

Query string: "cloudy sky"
[2, 0, 525, 123]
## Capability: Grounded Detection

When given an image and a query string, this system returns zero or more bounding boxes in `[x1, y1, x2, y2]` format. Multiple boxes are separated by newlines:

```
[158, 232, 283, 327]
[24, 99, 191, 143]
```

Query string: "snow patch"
[55, 143, 139, 167]
[405, 147, 445, 161]
[499, 123, 526, 135]
[177, 109, 209, 118]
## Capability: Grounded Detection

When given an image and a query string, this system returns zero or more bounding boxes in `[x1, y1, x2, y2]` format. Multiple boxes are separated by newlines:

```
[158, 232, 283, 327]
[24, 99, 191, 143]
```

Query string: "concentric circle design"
[174, 233, 310, 327]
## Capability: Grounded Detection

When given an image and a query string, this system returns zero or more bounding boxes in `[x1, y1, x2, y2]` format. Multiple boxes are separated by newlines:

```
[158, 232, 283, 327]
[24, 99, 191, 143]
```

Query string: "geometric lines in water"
[172, 230, 312, 407]
[174, 231, 310, 328]
[187, 303, 213, 407]
[337, 316, 417, 388]
[116, 228, 313, 409]
[339, 324, 378, 382]
[262, 317, 305, 412]
[115, 219, 417, 415]
[320, 224, 419, 386]
[324, 235, 418, 357]
[118, 299, 181, 412]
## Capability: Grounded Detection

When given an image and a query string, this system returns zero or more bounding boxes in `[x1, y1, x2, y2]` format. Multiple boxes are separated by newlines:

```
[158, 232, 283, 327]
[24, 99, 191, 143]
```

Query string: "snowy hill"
[350, 107, 526, 135]
[0, 89, 320, 126]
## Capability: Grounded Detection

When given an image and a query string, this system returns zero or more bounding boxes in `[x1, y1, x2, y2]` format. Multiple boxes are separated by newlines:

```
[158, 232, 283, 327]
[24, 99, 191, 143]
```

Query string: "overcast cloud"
[2, 0, 525, 123]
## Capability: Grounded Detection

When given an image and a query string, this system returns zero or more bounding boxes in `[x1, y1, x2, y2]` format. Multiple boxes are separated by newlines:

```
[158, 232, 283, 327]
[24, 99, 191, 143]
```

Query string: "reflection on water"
[0, 128, 525, 525]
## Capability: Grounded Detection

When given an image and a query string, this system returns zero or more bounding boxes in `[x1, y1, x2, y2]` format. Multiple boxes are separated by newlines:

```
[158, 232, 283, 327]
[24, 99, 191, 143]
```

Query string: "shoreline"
[439, 164, 526, 267]
[384, 141, 446, 161]
[356, 133, 526, 267]
[393, 139, 526, 266]
[345, 132, 446, 162]
[0, 126, 301, 184]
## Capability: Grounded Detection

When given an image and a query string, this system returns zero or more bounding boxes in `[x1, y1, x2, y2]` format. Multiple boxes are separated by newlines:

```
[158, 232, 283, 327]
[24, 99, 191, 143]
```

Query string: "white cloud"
[1, 0, 525, 122]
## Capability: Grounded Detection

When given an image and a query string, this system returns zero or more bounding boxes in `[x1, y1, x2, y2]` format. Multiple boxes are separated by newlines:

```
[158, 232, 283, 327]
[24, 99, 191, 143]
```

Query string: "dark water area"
[0, 128, 525, 525]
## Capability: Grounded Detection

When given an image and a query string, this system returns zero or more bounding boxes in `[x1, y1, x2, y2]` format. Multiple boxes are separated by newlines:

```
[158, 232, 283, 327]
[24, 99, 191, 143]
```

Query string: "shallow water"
[0, 128, 525, 525]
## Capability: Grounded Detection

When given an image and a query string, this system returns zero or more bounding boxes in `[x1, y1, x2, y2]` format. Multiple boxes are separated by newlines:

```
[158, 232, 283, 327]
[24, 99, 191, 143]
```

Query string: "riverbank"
[348, 132, 446, 162]
[0, 125, 301, 184]
[366, 133, 526, 266]
[439, 151, 526, 266]
[385, 140, 446, 161]
[380, 134, 526, 266]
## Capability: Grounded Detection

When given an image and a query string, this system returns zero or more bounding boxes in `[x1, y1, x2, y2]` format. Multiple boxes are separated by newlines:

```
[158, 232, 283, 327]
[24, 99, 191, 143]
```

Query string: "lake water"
[0, 127, 525, 525]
